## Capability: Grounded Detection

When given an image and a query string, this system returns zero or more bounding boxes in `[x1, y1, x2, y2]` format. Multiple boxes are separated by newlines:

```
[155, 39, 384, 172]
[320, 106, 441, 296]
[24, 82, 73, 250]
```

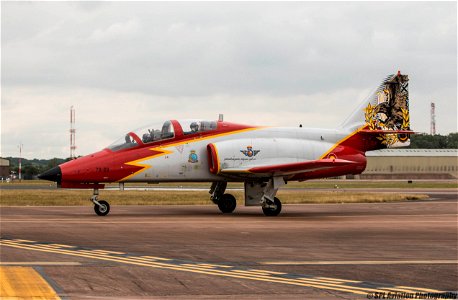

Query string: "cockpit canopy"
[138, 120, 174, 144]
[180, 119, 217, 135]
[107, 119, 217, 151]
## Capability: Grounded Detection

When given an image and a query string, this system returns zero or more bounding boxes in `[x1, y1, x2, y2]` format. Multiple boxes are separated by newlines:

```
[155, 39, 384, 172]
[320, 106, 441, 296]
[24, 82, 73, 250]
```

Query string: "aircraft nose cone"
[38, 166, 62, 184]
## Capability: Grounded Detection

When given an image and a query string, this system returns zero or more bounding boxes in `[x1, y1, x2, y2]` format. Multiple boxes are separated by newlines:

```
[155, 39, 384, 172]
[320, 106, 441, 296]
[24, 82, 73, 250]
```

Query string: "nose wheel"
[94, 200, 110, 216]
[217, 194, 237, 214]
[210, 182, 236, 214]
[91, 188, 110, 216]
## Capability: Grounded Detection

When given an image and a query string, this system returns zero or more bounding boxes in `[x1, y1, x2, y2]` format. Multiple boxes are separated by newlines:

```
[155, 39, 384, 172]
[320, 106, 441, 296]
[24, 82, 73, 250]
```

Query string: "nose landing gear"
[91, 189, 110, 216]
[217, 194, 237, 213]
[209, 182, 236, 213]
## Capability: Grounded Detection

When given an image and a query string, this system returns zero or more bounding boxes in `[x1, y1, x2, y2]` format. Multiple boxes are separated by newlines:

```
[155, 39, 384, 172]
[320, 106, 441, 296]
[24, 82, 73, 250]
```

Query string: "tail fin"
[341, 71, 412, 148]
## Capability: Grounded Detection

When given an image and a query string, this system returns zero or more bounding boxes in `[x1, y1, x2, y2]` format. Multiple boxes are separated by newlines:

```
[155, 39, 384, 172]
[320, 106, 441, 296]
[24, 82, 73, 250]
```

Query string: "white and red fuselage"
[56, 121, 370, 188]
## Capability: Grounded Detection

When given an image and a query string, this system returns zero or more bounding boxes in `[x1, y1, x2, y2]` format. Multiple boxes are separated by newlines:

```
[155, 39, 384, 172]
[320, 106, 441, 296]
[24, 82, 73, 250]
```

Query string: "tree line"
[3, 133, 457, 179]
[407, 132, 458, 149]
[4, 157, 69, 180]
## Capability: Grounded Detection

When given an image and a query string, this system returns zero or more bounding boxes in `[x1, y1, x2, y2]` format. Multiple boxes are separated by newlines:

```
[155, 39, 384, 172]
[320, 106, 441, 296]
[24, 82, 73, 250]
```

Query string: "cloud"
[1, 85, 371, 158]
[1, 2, 456, 158]
[88, 19, 140, 43]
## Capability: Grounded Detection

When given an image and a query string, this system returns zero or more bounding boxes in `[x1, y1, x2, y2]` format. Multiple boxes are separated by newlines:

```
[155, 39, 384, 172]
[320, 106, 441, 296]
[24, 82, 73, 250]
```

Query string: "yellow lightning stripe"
[319, 126, 364, 159]
[120, 127, 264, 181]
[121, 148, 173, 181]
[158, 127, 266, 149]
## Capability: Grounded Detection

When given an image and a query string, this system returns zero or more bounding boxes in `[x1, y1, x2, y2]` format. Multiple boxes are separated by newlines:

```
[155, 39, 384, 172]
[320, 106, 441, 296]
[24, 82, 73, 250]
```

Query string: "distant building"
[363, 149, 458, 179]
[0, 158, 10, 179]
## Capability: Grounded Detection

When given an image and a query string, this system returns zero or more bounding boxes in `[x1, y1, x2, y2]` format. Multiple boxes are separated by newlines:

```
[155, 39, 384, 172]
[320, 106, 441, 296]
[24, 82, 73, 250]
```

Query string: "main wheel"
[217, 194, 237, 213]
[262, 197, 282, 216]
[94, 200, 110, 216]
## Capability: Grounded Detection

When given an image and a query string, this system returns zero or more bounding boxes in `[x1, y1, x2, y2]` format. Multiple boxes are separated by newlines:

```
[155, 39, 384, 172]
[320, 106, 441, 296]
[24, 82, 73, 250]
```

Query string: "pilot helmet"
[190, 122, 199, 131]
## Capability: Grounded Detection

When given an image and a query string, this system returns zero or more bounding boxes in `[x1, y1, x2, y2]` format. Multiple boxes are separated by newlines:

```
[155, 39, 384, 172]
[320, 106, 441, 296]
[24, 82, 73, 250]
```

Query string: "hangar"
[0, 158, 11, 180]
[362, 149, 458, 179]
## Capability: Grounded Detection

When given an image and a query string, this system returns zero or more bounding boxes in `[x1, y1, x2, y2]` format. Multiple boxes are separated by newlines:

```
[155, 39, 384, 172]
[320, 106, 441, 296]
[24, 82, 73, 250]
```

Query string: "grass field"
[0, 189, 429, 206]
[1, 179, 456, 189]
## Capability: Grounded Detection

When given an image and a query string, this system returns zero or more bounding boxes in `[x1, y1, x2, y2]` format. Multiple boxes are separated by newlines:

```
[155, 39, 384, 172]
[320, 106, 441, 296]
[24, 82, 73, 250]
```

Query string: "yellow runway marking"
[89, 249, 125, 255]
[301, 277, 361, 285]
[197, 263, 219, 267]
[10, 239, 36, 243]
[0, 266, 60, 299]
[294, 277, 374, 293]
[261, 260, 458, 265]
[396, 285, 447, 293]
[42, 244, 66, 249]
[182, 263, 215, 269]
[378, 286, 421, 294]
[0, 241, 372, 295]
[214, 265, 233, 268]
[315, 276, 361, 283]
[139, 255, 171, 261]
[248, 269, 286, 275]
[0, 262, 81, 266]
[0, 239, 448, 297]
[231, 269, 286, 277]
[47, 244, 74, 248]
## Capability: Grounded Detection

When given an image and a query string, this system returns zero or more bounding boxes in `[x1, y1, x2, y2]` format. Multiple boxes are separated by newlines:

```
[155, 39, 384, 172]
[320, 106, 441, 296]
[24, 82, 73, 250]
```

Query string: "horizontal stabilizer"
[359, 130, 415, 134]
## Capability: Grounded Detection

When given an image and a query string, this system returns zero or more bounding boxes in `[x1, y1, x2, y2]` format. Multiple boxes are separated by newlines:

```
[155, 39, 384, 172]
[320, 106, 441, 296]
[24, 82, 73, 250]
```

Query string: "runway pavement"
[1, 192, 457, 299]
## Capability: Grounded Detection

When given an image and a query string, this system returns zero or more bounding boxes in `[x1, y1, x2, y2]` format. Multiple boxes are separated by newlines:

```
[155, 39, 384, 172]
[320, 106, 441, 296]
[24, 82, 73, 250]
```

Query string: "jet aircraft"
[39, 72, 413, 216]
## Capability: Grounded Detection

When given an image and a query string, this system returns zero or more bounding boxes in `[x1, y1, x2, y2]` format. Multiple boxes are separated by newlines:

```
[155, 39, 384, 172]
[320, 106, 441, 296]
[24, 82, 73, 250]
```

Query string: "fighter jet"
[39, 72, 413, 216]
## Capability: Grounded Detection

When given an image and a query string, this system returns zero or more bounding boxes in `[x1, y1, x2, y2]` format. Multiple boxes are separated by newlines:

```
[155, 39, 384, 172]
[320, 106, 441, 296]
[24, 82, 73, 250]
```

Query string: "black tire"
[262, 197, 282, 216]
[94, 200, 110, 216]
[217, 194, 237, 213]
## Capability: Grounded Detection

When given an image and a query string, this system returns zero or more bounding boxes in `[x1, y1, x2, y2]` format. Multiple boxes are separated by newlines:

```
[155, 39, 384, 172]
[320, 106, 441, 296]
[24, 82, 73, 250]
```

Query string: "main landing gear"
[91, 188, 110, 216]
[261, 197, 282, 216]
[209, 178, 284, 216]
[209, 182, 236, 214]
[244, 178, 283, 216]
[259, 178, 283, 216]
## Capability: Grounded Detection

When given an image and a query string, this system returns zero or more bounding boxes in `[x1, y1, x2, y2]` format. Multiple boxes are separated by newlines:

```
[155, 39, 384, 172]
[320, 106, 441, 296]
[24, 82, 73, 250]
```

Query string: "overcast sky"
[1, 1, 457, 159]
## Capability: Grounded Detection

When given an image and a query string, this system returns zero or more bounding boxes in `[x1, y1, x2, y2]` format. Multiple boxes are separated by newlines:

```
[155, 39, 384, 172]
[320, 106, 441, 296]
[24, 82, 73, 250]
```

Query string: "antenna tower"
[430, 102, 436, 135]
[18, 143, 23, 182]
[70, 106, 76, 158]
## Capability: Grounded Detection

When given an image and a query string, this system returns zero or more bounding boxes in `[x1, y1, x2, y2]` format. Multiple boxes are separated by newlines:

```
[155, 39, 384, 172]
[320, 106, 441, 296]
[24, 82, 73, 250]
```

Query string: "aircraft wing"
[220, 158, 357, 177]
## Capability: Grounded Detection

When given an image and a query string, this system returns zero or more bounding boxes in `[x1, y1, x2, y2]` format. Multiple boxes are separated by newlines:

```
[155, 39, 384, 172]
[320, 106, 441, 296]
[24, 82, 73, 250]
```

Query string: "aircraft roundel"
[328, 153, 337, 161]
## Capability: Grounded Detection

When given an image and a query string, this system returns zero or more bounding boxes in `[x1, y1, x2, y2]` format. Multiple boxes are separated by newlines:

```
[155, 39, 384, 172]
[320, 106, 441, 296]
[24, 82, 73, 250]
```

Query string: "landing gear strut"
[209, 182, 236, 213]
[91, 188, 110, 216]
[260, 177, 283, 216]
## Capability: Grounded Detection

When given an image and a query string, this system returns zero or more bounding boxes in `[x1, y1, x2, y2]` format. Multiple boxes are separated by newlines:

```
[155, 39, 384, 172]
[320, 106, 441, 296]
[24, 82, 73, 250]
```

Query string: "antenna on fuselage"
[218, 114, 224, 122]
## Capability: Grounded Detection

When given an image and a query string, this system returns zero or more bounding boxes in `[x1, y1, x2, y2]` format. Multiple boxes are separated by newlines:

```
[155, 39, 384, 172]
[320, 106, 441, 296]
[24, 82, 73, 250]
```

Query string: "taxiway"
[1, 192, 457, 299]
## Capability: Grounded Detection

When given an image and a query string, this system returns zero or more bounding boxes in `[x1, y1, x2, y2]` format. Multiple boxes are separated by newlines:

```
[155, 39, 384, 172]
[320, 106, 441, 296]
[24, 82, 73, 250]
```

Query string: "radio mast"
[430, 102, 436, 135]
[70, 106, 76, 159]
